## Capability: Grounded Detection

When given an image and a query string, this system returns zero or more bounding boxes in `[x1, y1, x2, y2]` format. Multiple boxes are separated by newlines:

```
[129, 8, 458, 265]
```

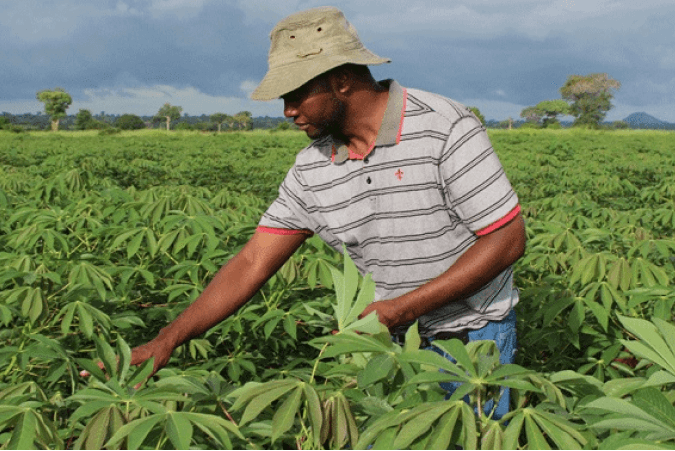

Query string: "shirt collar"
[331, 80, 407, 164]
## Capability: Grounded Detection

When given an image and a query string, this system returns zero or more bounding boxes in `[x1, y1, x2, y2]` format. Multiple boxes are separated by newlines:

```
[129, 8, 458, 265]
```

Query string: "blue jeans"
[426, 309, 517, 420]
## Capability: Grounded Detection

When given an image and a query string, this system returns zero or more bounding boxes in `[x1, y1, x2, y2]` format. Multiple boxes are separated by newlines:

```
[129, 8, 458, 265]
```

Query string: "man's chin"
[305, 127, 327, 140]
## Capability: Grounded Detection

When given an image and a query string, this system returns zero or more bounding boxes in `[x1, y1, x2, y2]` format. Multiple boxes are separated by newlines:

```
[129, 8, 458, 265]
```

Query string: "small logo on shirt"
[395, 169, 404, 180]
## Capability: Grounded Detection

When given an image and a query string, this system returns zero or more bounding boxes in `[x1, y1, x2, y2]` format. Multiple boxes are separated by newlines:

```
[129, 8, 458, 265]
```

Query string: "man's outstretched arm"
[130, 230, 309, 375]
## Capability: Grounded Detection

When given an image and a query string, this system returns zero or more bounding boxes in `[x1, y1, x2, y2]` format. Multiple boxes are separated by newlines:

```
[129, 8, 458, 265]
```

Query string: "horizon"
[3, 110, 671, 126]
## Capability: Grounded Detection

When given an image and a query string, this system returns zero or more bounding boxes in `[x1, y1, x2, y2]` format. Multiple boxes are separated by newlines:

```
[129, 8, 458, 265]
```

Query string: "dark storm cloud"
[0, 1, 268, 101]
[2, 0, 674, 121]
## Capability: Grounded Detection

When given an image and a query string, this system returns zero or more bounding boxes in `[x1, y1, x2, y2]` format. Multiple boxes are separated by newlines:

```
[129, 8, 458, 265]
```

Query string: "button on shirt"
[258, 80, 521, 336]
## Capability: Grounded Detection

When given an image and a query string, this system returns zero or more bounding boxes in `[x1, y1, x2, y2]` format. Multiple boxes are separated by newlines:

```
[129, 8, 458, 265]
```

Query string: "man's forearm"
[157, 250, 268, 348]
[361, 214, 526, 328]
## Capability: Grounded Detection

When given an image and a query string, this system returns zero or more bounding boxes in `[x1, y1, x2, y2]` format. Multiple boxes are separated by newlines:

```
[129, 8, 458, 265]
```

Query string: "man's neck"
[336, 83, 390, 157]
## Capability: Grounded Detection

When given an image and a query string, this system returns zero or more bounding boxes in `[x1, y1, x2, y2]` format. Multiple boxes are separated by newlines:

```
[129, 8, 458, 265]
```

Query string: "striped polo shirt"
[258, 80, 520, 336]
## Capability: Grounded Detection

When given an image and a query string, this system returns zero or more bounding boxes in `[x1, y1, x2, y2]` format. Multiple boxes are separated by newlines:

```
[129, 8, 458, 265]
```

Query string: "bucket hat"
[251, 6, 390, 101]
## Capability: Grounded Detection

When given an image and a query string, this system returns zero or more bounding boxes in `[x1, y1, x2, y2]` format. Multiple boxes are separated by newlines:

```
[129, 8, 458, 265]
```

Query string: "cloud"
[234, 0, 305, 24]
[453, 97, 528, 122]
[147, 0, 208, 20]
[1, 0, 673, 123]
[239, 80, 260, 99]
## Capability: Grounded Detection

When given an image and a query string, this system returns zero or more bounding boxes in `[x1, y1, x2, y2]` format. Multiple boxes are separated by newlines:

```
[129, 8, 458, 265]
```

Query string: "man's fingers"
[78, 360, 110, 377]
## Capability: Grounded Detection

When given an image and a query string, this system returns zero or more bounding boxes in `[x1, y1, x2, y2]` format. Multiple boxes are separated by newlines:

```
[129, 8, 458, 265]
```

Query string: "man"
[126, 6, 525, 419]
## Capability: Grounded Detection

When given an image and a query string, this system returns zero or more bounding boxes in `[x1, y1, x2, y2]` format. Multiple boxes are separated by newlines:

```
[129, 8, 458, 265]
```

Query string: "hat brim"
[251, 49, 390, 101]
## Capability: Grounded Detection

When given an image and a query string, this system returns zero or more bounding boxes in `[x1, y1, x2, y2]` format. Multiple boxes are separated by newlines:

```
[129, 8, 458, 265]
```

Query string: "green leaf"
[487, 363, 532, 380]
[76, 358, 107, 383]
[427, 405, 461, 450]
[654, 318, 675, 360]
[8, 410, 37, 450]
[344, 273, 375, 327]
[317, 331, 394, 358]
[502, 411, 525, 449]
[585, 397, 660, 423]
[632, 388, 675, 431]
[568, 299, 584, 336]
[531, 412, 583, 449]
[127, 357, 155, 388]
[271, 385, 302, 443]
[115, 337, 131, 384]
[358, 396, 393, 416]
[303, 384, 323, 448]
[343, 311, 388, 335]
[107, 414, 163, 449]
[77, 302, 94, 338]
[77, 405, 112, 450]
[263, 316, 282, 339]
[127, 230, 144, 259]
[0, 304, 13, 326]
[283, 314, 297, 340]
[403, 321, 421, 353]
[59, 302, 76, 335]
[393, 403, 453, 449]
[94, 335, 118, 378]
[239, 380, 299, 426]
[524, 411, 551, 449]
[358, 353, 395, 387]
[459, 402, 478, 450]
[432, 339, 477, 377]
[166, 412, 193, 450]
[332, 246, 360, 330]
[619, 315, 675, 374]
[399, 348, 465, 376]
[583, 296, 609, 331]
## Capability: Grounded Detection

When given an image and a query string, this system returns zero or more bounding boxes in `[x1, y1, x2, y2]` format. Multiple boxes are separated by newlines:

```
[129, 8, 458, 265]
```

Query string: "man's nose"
[283, 100, 298, 118]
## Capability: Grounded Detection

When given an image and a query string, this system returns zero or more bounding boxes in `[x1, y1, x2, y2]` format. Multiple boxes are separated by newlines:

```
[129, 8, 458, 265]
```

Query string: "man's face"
[282, 76, 345, 140]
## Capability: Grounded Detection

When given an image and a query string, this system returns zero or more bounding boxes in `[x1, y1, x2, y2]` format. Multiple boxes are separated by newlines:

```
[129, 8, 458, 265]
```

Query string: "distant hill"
[623, 112, 674, 129]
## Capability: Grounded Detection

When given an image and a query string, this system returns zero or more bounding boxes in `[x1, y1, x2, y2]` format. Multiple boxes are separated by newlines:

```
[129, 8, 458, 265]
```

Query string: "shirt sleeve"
[438, 112, 519, 234]
[258, 165, 317, 236]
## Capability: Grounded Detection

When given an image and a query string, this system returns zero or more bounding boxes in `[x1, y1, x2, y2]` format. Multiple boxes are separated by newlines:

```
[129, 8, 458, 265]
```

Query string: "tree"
[233, 111, 252, 130]
[74, 109, 94, 130]
[154, 103, 183, 130]
[467, 106, 485, 125]
[535, 100, 570, 128]
[611, 120, 630, 130]
[210, 113, 231, 133]
[520, 100, 571, 128]
[116, 114, 146, 130]
[36, 88, 72, 131]
[520, 106, 542, 125]
[560, 73, 620, 128]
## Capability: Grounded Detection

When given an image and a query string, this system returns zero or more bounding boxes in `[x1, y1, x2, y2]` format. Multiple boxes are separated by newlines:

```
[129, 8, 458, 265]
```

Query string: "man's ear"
[328, 67, 353, 97]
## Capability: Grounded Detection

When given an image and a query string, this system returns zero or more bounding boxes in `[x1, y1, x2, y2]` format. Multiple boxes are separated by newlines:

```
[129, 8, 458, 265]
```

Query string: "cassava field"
[1, 128, 674, 449]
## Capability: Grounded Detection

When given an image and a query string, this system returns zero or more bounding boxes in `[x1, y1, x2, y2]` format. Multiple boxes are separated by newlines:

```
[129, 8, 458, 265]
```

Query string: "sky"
[2, 0, 674, 122]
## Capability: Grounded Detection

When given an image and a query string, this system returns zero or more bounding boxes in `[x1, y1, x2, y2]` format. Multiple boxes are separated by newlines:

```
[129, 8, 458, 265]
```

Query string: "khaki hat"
[251, 6, 390, 101]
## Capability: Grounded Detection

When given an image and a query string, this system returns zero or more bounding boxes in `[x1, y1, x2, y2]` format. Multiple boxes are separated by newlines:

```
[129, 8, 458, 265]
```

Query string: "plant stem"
[309, 342, 329, 385]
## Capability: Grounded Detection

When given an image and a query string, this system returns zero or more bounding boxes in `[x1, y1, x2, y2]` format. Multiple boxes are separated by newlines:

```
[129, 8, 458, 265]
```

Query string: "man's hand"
[128, 333, 176, 377]
[358, 299, 400, 331]
[79, 333, 175, 388]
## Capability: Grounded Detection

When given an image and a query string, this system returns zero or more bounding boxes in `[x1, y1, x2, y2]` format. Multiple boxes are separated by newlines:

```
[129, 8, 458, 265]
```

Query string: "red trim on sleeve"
[257, 226, 313, 236]
[475, 205, 521, 236]
[396, 88, 407, 145]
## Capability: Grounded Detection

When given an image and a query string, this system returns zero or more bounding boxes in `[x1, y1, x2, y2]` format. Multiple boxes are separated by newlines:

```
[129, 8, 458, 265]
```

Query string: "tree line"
[461, 73, 626, 131]
[0, 74, 657, 133]
[4, 91, 273, 132]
